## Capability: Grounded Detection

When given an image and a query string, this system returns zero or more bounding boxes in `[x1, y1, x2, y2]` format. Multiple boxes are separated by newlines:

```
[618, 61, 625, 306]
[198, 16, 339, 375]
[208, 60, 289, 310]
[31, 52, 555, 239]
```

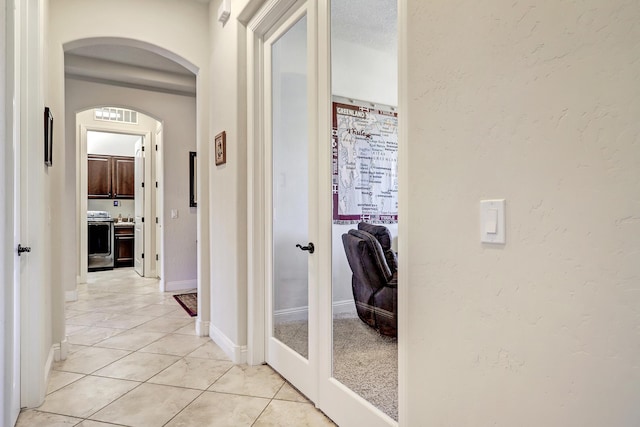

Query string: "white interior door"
[265, 3, 319, 402]
[154, 126, 163, 282]
[8, 103, 22, 427]
[134, 139, 144, 276]
[1, 1, 22, 422]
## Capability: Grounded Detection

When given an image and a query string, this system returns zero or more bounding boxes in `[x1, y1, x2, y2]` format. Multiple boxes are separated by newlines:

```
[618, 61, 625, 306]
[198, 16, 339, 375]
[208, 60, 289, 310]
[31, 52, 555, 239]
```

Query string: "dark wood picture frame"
[44, 107, 53, 167]
[189, 151, 197, 207]
[215, 131, 226, 166]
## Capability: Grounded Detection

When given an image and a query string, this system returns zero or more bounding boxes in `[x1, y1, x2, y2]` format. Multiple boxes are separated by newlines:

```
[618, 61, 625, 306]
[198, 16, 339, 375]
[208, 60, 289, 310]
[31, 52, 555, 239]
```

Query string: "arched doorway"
[75, 107, 163, 285]
[63, 40, 200, 308]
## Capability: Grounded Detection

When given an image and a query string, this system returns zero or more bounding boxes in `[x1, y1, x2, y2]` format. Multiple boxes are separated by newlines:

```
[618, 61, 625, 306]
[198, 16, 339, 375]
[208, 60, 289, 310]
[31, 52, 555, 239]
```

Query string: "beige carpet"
[274, 315, 398, 421]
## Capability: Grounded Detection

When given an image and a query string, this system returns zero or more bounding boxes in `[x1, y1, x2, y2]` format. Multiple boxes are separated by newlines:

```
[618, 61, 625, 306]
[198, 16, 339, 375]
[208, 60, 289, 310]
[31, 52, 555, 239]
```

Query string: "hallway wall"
[66, 79, 197, 289]
[404, 0, 640, 425]
[46, 0, 212, 347]
[207, 0, 250, 360]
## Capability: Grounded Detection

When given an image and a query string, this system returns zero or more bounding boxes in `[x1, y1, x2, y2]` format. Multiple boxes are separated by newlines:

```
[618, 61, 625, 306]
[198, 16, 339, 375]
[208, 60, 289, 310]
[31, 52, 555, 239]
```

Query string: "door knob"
[295, 242, 315, 254]
[17, 244, 31, 256]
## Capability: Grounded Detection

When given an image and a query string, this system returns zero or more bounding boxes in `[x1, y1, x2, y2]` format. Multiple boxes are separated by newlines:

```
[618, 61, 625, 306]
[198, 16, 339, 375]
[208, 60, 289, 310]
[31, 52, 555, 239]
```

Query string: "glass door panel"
[272, 14, 310, 360]
[330, 0, 399, 422]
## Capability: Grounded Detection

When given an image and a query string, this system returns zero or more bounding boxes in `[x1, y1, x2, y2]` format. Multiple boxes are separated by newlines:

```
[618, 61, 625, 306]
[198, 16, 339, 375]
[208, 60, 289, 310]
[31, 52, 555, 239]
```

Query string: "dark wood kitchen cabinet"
[112, 156, 134, 199]
[88, 155, 112, 198]
[88, 155, 134, 199]
[114, 225, 134, 267]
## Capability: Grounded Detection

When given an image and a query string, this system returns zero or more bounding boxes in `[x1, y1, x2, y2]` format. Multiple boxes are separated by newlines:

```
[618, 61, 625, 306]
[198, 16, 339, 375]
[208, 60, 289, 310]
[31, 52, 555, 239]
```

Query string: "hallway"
[15, 269, 334, 426]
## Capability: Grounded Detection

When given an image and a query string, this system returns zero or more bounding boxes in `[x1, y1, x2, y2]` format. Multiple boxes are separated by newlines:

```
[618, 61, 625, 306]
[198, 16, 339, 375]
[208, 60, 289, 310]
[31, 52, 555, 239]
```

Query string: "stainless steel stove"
[87, 211, 114, 271]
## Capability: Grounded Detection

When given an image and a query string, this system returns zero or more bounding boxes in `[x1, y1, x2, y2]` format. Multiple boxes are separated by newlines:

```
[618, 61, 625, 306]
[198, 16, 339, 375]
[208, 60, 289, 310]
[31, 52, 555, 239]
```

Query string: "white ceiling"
[331, 0, 397, 54]
[67, 45, 193, 76]
[64, 1, 397, 91]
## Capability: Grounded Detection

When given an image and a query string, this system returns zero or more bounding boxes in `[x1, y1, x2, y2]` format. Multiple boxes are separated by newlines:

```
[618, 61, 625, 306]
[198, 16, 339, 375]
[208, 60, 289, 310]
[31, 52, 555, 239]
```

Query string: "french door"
[264, 2, 319, 401]
[258, 1, 397, 426]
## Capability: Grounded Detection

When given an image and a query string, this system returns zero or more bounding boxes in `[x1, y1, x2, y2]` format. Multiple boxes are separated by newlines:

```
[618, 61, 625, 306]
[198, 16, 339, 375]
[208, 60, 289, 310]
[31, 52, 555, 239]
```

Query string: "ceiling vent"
[94, 107, 138, 124]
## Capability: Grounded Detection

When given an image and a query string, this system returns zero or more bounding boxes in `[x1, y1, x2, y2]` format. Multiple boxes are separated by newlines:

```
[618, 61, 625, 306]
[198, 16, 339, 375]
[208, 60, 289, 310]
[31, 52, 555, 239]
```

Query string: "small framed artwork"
[215, 131, 226, 166]
[189, 151, 197, 207]
[44, 107, 53, 167]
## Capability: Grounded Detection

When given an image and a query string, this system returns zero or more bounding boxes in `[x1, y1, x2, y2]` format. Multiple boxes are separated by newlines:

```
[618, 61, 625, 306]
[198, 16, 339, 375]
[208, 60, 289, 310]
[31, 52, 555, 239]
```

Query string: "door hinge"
[142, 217, 145, 223]
[142, 146, 145, 152]
[17, 244, 31, 256]
[156, 254, 159, 261]
[155, 181, 158, 188]
[142, 182, 145, 188]
[155, 144, 158, 151]
[142, 253, 144, 259]
[155, 217, 158, 224]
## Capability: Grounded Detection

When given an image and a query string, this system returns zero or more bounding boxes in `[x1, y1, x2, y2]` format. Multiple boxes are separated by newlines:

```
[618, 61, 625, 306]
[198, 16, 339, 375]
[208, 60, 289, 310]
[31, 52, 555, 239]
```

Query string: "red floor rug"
[173, 292, 197, 317]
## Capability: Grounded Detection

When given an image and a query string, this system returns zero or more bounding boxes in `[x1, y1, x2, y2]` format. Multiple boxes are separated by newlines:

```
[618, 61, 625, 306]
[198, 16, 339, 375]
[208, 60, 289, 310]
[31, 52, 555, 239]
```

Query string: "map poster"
[332, 101, 398, 224]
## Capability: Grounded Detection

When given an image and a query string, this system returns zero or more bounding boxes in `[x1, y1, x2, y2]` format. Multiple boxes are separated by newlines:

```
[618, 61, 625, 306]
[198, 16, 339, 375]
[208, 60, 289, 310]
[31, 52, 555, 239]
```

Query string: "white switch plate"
[171, 209, 178, 219]
[480, 199, 505, 244]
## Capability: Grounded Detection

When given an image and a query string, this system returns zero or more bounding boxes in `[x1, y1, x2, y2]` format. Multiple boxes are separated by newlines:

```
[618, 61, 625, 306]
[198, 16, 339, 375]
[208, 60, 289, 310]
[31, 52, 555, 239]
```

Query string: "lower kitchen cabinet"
[114, 225, 134, 267]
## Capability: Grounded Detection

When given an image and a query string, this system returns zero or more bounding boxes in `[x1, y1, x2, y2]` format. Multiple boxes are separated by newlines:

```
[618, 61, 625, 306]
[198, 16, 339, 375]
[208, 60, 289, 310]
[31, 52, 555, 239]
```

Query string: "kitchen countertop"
[114, 222, 134, 228]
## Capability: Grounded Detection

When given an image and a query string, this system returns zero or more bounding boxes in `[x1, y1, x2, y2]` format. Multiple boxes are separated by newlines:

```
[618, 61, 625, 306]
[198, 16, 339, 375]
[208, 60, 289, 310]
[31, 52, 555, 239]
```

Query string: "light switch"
[480, 199, 505, 244]
[171, 209, 179, 219]
[485, 208, 498, 234]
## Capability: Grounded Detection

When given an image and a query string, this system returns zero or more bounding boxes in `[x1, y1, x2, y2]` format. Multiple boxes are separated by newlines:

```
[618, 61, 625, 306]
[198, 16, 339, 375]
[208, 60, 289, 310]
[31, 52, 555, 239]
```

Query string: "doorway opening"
[77, 108, 162, 285]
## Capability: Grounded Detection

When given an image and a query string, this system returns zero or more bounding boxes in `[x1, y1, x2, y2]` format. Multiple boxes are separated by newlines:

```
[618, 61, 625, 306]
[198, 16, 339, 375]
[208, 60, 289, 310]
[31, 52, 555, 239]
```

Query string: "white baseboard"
[165, 279, 197, 292]
[209, 323, 247, 364]
[332, 299, 356, 316]
[59, 339, 69, 361]
[274, 299, 355, 322]
[44, 344, 55, 395]
[65, 290, 78, 302]
[273, 305, 309, 323]
[196, 320, 210, 337]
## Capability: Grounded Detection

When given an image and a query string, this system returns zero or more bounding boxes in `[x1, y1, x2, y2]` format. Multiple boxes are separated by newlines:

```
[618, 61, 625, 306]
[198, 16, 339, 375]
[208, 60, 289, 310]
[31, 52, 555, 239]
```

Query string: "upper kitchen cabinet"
[88, 155, 112, 198]
[88, 154, 135, 199]
[113, 156, 134, 199]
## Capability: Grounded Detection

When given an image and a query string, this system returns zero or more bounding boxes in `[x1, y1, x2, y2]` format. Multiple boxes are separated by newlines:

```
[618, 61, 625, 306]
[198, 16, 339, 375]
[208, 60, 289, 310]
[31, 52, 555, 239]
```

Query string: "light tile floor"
[16, 268, 335, 427]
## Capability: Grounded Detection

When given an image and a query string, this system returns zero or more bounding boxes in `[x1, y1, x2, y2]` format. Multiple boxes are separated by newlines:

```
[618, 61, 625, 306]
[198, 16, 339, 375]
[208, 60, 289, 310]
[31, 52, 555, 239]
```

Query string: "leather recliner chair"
[342, 222, 397, 337]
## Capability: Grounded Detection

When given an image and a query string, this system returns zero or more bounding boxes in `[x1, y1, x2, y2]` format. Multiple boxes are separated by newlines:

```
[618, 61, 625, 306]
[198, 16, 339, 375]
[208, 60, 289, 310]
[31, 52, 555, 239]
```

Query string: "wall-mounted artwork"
[215, 131, 226, 166]
[189, 151, 197, 207]
[44, 107, 53, 167]
[332, 98, 398, 224]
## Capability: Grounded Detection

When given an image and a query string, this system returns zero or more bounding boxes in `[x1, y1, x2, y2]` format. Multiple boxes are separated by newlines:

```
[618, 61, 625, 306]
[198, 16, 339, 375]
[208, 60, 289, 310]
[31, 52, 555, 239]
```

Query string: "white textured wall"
[404, 1, 640, 425]
[87, 132, 139, 157]
[209, 0, 249, 350]
[332, 39, 397, 107]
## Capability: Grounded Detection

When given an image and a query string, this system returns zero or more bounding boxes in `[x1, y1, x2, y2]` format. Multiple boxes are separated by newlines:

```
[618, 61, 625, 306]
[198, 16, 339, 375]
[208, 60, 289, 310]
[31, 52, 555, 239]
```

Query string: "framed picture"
[215, 131, 226, 166]
[44, 107, 53, 166]
[189, 151, 197, 207]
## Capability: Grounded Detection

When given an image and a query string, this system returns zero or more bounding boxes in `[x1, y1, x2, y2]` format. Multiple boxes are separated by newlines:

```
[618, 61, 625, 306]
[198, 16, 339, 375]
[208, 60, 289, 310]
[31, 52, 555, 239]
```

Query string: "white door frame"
[77, 122, 153, 285]
[154, 124, 165, 288]
[246, 0, 299, 368]
[246, 0, 398, 425]
[133, 137, 145, 276]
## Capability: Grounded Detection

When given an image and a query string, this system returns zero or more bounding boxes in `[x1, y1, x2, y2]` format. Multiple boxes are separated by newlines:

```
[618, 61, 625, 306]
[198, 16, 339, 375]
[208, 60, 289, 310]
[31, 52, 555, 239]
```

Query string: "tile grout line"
[250, 380, 287, 426]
